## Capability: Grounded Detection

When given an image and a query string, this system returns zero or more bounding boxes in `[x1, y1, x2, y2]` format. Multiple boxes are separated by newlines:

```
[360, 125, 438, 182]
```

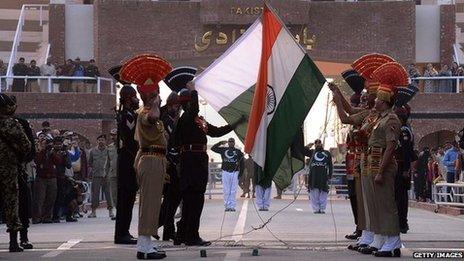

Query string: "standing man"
[40, 59, 57, 93]
[443, 141, 460, 200]
[26, 60, 41, 92]
[106, 129, 118, 221]
[12, 57, 28, 92]
[307, 139, 333, 214]
[174, 83, 243, 246]
[211, 138, 244, 212]
[240, 156, 256, 198]
[84, 59, 100, 93]
[394, 86, 418, 234]
[0, 93, 31, 252]
[88, 135, 113, 218]
[0, 59, 7, 91]
[111, 79, 139, 244]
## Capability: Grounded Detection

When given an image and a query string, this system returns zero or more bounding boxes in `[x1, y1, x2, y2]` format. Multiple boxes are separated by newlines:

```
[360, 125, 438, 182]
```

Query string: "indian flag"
[195, 5, 325, 187]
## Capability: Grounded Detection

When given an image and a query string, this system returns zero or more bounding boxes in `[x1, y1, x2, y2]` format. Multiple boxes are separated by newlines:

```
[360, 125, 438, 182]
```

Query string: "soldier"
[158, 92, 182, 241]
[394, 86, 418, 234]
[109, 65, 140, 245]
[367, 62, 408, 257]
[106, 128, 118, 221]
[0, 93, 32, 252]
[174, 83, 243, 246]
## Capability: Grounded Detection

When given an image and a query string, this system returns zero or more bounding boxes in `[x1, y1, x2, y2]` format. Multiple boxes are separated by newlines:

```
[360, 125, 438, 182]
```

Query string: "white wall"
[415, 5, 441, 63]
[65, 4, 93, 60]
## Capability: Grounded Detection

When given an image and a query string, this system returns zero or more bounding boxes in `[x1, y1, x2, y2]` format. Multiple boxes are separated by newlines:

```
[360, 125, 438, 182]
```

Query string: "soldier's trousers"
[18, 174, 31, 230]
[347, 179, 359, 230]
[0, 168, 21, 232]
[395, 172, 410, 231]
[158, 180, 181, 236]
[177, 189, 204, 243]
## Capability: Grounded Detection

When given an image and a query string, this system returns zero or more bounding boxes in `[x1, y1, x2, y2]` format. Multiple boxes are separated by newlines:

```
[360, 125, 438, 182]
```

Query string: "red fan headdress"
[371, 62, 409, 103]
[119, 54, 172, 94]
[351, 53, 395, 94]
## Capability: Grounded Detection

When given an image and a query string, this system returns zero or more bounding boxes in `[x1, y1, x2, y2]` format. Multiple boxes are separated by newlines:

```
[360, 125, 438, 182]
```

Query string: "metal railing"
[0, 75, 115, 94]
[432, 182, 464, 207]
[410, 76, 464, 93]
[6, 4, 49, 85]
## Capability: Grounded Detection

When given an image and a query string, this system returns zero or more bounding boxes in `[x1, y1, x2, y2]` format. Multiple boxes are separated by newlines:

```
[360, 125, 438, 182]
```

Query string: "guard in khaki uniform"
[119, 54, 172, 260]
[365, 61, 408, 258]
[331, 53, 395, 252]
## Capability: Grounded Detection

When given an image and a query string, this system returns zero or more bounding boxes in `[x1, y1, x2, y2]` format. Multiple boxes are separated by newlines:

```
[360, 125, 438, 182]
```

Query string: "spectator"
[71, 58, 85, 93]
[426, 156, 439, 201]
[423, 63, 438, 93]
[239, 156, 255, 198]
[415, 147, 429, 202]
[443, 141, 460, 201]
[52, 137, 72, 223]
[0, 59, 7, 91]
[407, 63, 421, 88]
[69, 134, 88, 181]
[33, 137, 63, 223]
[12, 57, 28, 92]
[26, 60, 41, 93]
[88, 134, 113, 218]
[434, 146, 446, 179]
[84, 59, 100, 93]
[438, 64, 453, 93]
[105, 129, 118, 220]
[36, 121, 52, 139]
[57, 59, 74, 92]
[451, 62, 459, 93]
[40, 59, 57, 93]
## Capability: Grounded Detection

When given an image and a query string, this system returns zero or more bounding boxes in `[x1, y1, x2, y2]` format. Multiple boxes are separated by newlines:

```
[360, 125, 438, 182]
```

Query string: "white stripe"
[41, 239, 81, 258]
[231, 199, 249, 242]
[251, 26, 305, 167]
[194, 19, 262, 111]
[296, 208, 303, 212]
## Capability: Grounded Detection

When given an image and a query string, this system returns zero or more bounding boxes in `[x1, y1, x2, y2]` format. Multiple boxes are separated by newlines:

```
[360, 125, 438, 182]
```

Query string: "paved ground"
[0, 190, 463, 260]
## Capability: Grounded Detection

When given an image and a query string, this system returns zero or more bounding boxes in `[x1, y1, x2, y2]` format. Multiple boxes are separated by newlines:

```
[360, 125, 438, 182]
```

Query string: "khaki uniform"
[106, 143, 118, 207]
[351, 110, 380, 233]
[367, 111, 401, 236]
[134, 108, 167, 236]
[0, 117, 31, 232]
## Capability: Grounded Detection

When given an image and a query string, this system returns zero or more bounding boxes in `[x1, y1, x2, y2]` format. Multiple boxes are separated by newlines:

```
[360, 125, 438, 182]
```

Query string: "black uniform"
[395, 124, 415, 233]
[158, 106, 182, 240]
[174, 90, 233, 245]
[114, 108, 138, 241]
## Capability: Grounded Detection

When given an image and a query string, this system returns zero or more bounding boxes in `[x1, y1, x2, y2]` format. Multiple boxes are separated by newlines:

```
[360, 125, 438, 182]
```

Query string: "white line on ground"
[231, 200, 249, 242]
[41, 239, 82, 258]
[296, 208, 303, 212]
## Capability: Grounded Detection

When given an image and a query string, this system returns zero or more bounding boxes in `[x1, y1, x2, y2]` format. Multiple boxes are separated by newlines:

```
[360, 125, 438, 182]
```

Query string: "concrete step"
[0, 8, 49, 21]
[0, 19, 47, 32]
[0, 31, 44, 43]
[0, 41, 41, 52]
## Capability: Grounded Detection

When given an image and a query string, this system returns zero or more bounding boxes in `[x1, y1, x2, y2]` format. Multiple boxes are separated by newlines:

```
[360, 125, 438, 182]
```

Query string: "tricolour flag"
[195, 5, 325, 188]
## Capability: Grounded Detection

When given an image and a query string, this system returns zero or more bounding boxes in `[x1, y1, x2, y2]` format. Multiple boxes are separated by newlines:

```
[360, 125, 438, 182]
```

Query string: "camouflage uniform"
[0, 116, 31, 232]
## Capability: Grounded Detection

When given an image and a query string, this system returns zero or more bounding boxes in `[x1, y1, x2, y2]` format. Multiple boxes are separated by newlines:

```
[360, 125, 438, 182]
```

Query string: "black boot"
[9, 231, 24, 252]
[20, 229, 33, 249]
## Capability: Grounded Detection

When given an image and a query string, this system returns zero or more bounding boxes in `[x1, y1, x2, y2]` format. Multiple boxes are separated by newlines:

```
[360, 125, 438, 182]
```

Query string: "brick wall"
[93, 0, 416, 77]
[49, 4, 66, 65]
[12, 92, 116, 144]
[440, 5, 456, 65]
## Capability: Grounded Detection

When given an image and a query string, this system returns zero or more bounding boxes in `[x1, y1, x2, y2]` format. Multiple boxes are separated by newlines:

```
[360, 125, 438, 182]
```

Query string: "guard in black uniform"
[394, 86, 418, 234]
[110, 66, 140, 245]
[173, 83, 243, 246]
[158, 92, 182, 241]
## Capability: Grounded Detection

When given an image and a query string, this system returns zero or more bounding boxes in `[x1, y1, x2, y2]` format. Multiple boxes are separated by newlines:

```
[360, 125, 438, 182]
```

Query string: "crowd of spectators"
[0, 57, 100, 93]
[0, 120, 117, 225]
[413, 141, 463, 202]
[408, 62, 464, 93]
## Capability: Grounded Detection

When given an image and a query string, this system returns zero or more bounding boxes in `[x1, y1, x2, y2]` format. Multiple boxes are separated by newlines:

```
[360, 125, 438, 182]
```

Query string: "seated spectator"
[423, 63, 438, 93]
[84, 59, 100, 93]
[40, 59, 57, 93]
[12, 57, 28, 92]
[71, 58, 85, 93]
[26, 60, 41, 92]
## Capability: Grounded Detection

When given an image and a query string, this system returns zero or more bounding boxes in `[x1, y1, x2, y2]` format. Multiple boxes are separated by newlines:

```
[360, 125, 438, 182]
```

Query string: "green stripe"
[262, 55, 325, 186]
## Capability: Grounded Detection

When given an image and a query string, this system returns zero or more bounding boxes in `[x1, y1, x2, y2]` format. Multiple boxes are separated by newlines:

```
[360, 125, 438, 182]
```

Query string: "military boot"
[19, 228, 33, 249]
[9, 231, 24, 252]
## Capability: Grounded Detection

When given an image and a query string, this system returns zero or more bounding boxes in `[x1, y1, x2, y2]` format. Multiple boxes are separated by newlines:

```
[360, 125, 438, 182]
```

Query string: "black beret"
[341, 69, 365, 94]
[108, 65, 130, 85]
[395, 84, 418, 107]
[164, 67, 197, 93]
